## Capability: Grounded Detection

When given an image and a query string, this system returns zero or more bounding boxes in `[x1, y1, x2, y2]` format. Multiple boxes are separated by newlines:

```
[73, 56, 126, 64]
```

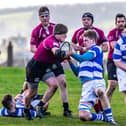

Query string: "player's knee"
[51, 84, 58, 91]
[47, 79, 58, 88]
[97, 89, 105, 98]
[49, 82, 58, 91]
[59, 78, 67, 88]
[79, 111, 91, 121]
[110, 81, 117, 89]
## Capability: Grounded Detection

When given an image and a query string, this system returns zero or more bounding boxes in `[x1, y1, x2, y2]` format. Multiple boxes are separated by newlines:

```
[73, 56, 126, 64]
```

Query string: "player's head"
[115, 13, 126, 31]
[83, 29, 97, 49]
[54, 24, 68, 42]
[82, 12, 94, 30]
[2, 94, 16, 110]
[39, 6, 50, 27]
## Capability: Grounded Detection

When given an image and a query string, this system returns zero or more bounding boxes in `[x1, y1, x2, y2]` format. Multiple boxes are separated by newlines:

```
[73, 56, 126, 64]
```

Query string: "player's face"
[39, 14, 50, 27]
[57, 34, 67, 42]
[83, 36, 94, 49]
[10, 98, 16, 109]
[116, 17, 126, 31]
[82, 17, 92, 30]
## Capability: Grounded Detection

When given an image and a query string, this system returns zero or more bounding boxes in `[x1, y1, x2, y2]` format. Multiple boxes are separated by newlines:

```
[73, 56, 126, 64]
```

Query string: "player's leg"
[79, 81, 105, 122]
[106, 80, 117, 101]
[36, 70, 58, 118]
[24, 87, 37, 120]
[94, 99, 103, 113]
[24, 58, 41, 120]
[19, 80, 29, 94]
[56, 74, 73, 118]
[117, 68, 126, 104]
[106, 60, 118, 101]
[54, 63, 73, 118]
[23, 80, 29, 91]
[79, 103, 105, 121]
[95, 79, 118, 125]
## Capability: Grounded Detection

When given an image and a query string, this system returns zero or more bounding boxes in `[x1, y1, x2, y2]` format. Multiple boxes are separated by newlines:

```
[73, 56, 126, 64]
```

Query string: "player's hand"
[71, 43, 82, 51]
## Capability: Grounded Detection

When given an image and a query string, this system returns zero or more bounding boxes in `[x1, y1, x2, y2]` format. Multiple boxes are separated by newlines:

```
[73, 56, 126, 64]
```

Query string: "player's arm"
[30, 45, 37, 53]
[113, 42, 126, 70]
[52, 47, 66, 59]
[68, 59, 79, 76]
[110, 41, 116, 49]
[72, 51, 94, 62]
[114, 61, 126, 71]
[52, 47, 73, 59]
[70, 42, 83, 52]
[15, 94, 22, 101]
[30, 29, 38, 53]
[107, 31, 116, 49]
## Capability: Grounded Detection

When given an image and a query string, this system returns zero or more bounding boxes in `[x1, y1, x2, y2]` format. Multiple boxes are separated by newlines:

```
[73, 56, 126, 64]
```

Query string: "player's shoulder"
[0, 107, 7, 116]
[92, 26, 104, 33]
[108, 27, 117, 34]
[75, 27, 84, 33]
[117, 37, 124, 45]
[32, 23, 42, 33]
[44, 35, 55, 42]
[92, 45, 102, 53]
[49, 22, 56, 27]
[34, 23, 42, 29]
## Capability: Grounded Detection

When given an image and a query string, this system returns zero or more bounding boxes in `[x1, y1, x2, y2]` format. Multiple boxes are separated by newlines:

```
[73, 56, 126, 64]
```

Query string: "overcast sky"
[0, 0, 125, 9]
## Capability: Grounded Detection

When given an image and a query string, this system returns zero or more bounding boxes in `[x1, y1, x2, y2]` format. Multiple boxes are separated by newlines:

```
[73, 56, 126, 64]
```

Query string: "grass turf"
[0, 67, 125, 126]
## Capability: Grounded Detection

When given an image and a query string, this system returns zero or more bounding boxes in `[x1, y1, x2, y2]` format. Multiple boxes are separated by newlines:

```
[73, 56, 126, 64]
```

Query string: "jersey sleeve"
[44, 39, 59, 50]
[113, 41, 121, 61]
[30, 28, 39, 46]
[97, 30, 107, 45]
[107, 30, 116, 42]
[0, 107, 9, 116]
[72, 30, 78, 44]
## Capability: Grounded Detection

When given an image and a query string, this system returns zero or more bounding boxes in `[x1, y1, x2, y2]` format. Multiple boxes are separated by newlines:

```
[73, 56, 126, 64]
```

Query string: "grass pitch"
[0, 67, 125, 126]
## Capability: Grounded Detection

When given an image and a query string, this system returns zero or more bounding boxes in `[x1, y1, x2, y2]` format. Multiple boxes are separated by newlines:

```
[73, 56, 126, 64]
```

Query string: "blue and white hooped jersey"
[78, 45, 103, 80]
[0, 107, 36, 117]
[113, 36, 126, 63]
[0, 94, 39, 117]
[16, 93, 40, 108]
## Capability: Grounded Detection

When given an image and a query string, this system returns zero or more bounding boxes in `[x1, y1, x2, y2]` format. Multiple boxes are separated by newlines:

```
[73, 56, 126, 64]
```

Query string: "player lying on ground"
[0, 89, 49, 118]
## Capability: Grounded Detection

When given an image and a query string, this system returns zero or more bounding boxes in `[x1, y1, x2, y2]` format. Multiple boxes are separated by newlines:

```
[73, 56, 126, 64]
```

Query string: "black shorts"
[52, 63, 64, 76]
[107, 60, 117, 80]
[26, 58, 64, 88]
[41, 62, 64, 81]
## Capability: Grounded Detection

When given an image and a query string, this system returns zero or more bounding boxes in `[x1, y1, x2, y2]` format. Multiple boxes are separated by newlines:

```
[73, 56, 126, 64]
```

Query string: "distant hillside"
[0, 2, 126, 66]
[0, 2, 126, 42]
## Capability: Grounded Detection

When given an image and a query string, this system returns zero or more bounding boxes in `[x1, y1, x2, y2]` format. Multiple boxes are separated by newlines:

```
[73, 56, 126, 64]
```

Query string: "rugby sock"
[24, 108, 30, 113]
[103, 108, 113, 122]
[91, 113, 104, 121]
[63, 102, 69, 111]
[38, 101, 45, 106]
[94, 100, 103, 113]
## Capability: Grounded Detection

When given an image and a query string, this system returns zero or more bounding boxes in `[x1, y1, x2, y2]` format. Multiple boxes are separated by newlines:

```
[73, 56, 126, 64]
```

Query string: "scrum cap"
[82, 12, 94, 23]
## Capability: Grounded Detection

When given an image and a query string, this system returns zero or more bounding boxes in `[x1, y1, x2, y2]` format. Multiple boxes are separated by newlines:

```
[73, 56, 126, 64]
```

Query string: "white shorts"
[117, 68, 126, 92]
[79, 79, 106, 111]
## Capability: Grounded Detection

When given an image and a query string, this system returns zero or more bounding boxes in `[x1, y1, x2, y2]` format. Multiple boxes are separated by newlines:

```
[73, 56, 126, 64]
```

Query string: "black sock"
[24, 108, 30, 113]
[63, 102, 69, 111]
[38, 101, 45, 106]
